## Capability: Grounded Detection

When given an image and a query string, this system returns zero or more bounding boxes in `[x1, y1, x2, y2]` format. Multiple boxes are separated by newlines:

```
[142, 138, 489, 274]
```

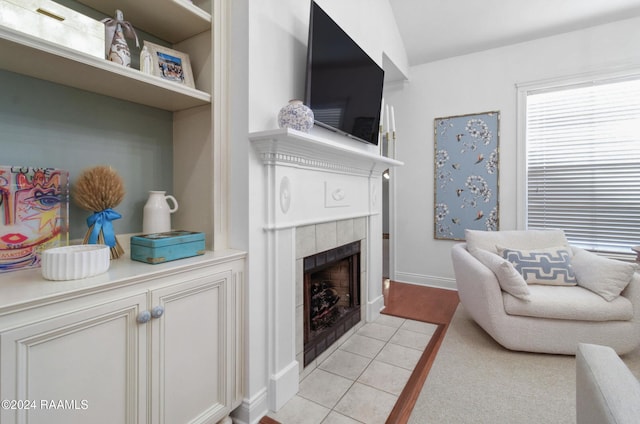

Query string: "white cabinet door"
[0, 293, 148, 424]
[149, 270, 231, 424]
[0, 254, 244, 424]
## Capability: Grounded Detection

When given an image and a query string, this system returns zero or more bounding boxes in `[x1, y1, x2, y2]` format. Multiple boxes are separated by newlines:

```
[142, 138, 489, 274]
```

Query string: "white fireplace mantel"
[249, 128, 403, 176]
[248, 128, 402, 413]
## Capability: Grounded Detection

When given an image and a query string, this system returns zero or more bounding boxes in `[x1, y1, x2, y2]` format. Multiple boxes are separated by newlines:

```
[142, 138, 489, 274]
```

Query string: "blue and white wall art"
[434, 111, 500, 240]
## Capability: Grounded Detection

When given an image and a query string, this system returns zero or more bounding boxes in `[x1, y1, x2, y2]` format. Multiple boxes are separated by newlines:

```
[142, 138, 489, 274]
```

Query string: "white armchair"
[451, 230, 640, 355]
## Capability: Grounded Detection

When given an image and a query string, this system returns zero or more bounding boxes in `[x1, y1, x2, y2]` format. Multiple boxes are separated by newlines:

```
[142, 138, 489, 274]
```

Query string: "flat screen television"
[304, 2, 385, 145]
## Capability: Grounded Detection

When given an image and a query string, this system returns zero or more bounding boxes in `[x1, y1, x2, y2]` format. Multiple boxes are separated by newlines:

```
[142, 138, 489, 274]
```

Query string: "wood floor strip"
[382, 281, 459, 424]
[385, 323, 447, 424]
[259, 416, 281, 424]
[382, 281, 459, 325]
[259, 281, 459, 424]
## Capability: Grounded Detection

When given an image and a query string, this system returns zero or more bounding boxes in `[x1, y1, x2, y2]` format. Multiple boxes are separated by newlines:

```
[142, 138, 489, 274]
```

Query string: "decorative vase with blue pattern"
[277, 100, 314, 133]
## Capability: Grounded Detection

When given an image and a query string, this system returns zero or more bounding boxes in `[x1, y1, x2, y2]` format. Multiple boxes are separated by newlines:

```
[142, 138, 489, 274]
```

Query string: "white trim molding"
[393, 271, 457, 291]
[250, 128, 402, 177]
[249, 129, 402, 413]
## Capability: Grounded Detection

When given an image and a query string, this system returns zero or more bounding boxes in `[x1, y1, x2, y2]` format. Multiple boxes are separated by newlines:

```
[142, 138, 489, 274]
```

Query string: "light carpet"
[409, 305, 640, 424]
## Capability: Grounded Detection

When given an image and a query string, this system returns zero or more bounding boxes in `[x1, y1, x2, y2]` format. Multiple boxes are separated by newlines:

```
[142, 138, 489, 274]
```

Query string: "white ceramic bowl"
[41, 245, 110, 281]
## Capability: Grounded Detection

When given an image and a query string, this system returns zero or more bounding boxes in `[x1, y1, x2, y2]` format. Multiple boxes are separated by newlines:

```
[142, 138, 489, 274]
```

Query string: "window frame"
[516, 66, 640, 259]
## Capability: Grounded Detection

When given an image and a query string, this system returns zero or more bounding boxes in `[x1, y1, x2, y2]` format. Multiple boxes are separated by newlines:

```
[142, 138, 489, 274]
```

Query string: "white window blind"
[526, 77, 640, 256]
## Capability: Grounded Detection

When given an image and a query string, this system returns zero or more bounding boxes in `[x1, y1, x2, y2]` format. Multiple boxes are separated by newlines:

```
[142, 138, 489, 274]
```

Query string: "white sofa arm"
[621, 272, 640, 322]
[451, 243, 505, 330]
[576, 343, 640, 424]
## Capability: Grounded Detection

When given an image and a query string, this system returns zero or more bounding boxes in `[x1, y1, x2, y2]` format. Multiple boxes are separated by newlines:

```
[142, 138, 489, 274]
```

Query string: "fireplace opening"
[304, 241, 361, 366]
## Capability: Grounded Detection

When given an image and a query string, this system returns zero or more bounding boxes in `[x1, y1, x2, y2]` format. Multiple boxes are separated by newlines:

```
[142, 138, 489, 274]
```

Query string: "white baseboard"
[366, 294, 385, 322]
[231, 388, 268, 424]
[269, 360, 300, 412]
[393, 271, 457, 290]
[231, 359, 300, 424]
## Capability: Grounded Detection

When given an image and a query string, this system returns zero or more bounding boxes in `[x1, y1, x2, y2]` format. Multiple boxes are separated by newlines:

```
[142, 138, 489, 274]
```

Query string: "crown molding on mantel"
[249, 128, 403, 176]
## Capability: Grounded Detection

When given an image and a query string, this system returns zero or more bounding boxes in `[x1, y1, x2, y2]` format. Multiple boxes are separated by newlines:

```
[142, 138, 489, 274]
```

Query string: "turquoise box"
[130, 231, 205, 264]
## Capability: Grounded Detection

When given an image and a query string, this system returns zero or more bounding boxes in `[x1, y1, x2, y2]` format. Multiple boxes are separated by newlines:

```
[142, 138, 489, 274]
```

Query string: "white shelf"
[0, 249, 245, 315]
[77, 0, 212, 44]
[250, 128, 404, 176]
[0, 26, 211, 111]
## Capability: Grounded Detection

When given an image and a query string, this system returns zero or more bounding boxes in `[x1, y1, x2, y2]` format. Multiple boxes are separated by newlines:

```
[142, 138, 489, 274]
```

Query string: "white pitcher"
[142, 191, 178, 234]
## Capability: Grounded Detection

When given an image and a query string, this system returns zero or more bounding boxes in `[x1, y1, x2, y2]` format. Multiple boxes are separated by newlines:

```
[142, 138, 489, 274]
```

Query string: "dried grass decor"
[72, 165, 125, 259]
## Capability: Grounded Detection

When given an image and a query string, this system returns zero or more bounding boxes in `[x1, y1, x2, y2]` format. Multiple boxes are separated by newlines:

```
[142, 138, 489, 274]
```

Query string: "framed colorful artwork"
[434, 111, 500, 240]
[0, 166, 69, 273]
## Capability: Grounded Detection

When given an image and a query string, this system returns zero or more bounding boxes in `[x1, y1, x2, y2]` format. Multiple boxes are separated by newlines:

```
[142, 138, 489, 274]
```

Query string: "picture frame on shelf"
[143, 41, 195, 88]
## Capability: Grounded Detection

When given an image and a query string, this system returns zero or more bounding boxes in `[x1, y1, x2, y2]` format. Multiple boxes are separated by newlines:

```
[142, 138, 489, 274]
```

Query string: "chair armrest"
[576, 343, 640, 424]
[621, 272, 640, 322]
[451, 243, 506, 324]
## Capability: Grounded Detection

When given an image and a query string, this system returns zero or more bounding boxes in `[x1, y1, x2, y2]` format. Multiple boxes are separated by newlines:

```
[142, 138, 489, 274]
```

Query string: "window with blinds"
[525, 77, 640, 256]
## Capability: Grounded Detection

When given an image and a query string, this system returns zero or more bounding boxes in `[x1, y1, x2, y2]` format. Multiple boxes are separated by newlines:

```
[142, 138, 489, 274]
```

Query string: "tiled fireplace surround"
[250, 128, 402, 412]
[295, 218, 368, 377]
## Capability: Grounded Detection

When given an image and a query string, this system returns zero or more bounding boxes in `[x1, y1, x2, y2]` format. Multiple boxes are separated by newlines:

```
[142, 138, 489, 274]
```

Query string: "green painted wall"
[0, 70, 174, 240]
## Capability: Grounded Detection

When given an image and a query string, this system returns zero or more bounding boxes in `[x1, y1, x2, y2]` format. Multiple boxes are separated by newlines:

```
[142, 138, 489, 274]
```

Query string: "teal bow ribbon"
[87, 209, 121, 247]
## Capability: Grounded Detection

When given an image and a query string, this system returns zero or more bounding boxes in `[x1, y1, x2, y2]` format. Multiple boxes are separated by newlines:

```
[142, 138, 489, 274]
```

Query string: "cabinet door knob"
[151, 305, 165, 319]
[137, 310, 152, 324]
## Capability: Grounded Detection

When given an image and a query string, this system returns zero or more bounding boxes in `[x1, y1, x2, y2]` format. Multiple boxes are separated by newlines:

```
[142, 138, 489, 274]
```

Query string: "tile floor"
[268, 314, 438, 424]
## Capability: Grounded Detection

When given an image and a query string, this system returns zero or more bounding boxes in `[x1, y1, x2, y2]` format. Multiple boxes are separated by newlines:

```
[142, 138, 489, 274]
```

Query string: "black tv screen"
[304, 2, 384, 145]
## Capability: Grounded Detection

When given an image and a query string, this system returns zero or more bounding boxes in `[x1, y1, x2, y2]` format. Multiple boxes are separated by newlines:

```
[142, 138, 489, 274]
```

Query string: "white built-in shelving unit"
[0, 0, 213, 111]
[0, 2, 241, 422]
[0, 0, 229, 251]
